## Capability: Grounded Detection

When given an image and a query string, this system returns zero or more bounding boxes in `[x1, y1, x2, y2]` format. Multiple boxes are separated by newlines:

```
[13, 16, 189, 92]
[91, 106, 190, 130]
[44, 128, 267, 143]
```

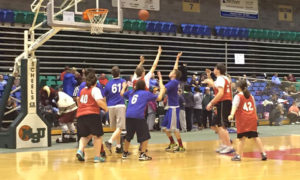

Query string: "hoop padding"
[86, 8, 109, 35]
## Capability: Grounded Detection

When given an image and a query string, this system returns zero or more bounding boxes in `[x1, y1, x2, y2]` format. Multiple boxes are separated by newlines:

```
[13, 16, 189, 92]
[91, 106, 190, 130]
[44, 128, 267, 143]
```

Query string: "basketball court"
[0, 0, 300, 179]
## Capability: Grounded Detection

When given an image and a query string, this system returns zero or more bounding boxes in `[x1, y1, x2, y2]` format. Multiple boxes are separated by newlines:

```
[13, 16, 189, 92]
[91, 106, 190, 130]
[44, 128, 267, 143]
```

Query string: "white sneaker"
[219, 146, 235, 154]
[215, 145, 226, 153]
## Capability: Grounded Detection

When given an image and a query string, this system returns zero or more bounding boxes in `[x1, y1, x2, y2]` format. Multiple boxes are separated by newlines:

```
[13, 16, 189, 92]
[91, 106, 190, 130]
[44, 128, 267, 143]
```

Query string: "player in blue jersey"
[104, 66, 126, 154]
[120, 72, 165, 161]
[161, 52, 185, 152]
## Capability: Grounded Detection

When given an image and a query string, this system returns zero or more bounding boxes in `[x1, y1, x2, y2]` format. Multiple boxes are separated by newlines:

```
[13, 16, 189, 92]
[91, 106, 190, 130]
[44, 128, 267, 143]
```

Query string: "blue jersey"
[77, 81, 104, 97]
[165, 79, 179, 106]
[124, 90, 157, 119]
[104, 78, 126, 107]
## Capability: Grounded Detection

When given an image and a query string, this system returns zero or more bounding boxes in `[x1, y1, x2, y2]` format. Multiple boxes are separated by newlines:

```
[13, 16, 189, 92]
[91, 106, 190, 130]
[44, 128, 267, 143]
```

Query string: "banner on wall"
[182, 0, 200, 13]
[112, 0, 160, 11]
[234, 53, 245, 64]
[278, 5, 293, 22]
[220, 0, 259, 19]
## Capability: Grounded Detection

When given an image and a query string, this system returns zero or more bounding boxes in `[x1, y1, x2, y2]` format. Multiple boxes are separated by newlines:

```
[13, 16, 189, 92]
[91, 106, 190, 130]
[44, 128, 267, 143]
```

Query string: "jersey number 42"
[243, 102, 254, 112]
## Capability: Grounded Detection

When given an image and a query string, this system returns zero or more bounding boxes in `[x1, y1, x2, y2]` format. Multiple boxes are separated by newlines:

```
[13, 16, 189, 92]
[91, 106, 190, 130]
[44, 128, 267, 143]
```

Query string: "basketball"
[82, 10, 89, 21]
[138, 9, 149, 21]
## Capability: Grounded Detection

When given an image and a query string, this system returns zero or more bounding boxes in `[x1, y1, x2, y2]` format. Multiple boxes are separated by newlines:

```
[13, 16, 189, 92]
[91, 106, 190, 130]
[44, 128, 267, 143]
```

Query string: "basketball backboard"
[46, 0, 123, 32]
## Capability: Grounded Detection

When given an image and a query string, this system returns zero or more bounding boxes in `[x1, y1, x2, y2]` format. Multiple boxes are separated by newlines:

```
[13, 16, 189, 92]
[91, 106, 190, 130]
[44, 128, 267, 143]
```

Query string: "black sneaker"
[173, 146, 185, 152]
[231, 154, 241, 161]
[68, 137, 77, 142]
[122, 151, 130, 159]
[165, 143, 177, 152]
[105, 141, 112, 153]
[116, 147, 123, 154]
[139, 153, 152, 161]
[261, 152, 267, 161]
[101, 151, 106, 158]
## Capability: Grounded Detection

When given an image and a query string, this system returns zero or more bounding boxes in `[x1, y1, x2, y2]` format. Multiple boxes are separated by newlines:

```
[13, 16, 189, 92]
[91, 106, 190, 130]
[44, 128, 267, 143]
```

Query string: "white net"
[86, 9, 108, 35]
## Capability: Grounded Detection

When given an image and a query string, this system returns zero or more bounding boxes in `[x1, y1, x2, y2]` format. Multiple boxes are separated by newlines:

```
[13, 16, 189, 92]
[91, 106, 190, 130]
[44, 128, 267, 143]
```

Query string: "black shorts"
[125, 118, 151, 143]
[237, 131, 258, 139]
[212, 100, 232, 128]
[77, 114, 103, 137]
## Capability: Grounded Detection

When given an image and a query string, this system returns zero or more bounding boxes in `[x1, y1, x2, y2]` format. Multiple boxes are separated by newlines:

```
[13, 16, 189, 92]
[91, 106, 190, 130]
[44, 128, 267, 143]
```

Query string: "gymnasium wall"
[1, 0, 300, 31]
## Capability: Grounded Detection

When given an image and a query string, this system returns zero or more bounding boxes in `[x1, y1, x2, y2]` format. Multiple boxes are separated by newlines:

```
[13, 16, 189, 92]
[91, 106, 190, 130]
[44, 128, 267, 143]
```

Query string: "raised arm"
[156, 71, 165, 101]
[120, 81, 128, 97]
[138, 55, 145, 68]
[149, 46, 162, 74]
[174, 52, 182, 70]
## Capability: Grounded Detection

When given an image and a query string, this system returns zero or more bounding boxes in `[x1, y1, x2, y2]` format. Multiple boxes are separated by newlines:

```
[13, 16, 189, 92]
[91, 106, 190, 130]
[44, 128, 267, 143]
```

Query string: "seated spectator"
[269, 103, 284, 126]
[271, 73, 281, 85]
[288, 73, 296, 82]
[190, 74, 199, 87]
[287, 102, 300, 124]
[99, 73, 109, 86]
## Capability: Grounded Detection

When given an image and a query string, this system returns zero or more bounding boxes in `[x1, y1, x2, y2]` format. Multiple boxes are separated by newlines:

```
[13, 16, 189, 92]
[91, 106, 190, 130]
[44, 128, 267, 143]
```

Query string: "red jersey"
[213, 76, 232, 102]
[235, 94, 257, 133]
[76, 87, 100, 117]
[132, 76, 149, 91]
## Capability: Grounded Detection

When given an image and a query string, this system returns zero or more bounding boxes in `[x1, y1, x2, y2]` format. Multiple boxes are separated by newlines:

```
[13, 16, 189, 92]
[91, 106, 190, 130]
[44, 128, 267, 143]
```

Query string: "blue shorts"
[162, 107, 180, 131]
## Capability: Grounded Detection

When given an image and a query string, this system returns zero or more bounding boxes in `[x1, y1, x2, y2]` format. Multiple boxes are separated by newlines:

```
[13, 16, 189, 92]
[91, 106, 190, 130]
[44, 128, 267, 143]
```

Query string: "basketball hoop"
[85, 8, 108, 34]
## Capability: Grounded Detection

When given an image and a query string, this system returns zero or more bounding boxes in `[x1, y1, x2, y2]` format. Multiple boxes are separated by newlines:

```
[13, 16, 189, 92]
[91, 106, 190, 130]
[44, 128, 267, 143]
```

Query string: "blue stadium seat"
[203, 25, 211, 36]
[215, 26, 225, 36]
[4, 9, 14, 23]
[248, 86, 253, 91]
[169, 23, 177, 33]
[223, 27, 231, 37]
[182, 24, 192, 34]
[230, 27, 238, 37]
[146, 21, 155, 32]
[253, 87, 259, 91]
[161, 22, 172, 33]
[0, 9, 4, 23]
[154, 21, 163, 33]
[191, 24, 200, 35]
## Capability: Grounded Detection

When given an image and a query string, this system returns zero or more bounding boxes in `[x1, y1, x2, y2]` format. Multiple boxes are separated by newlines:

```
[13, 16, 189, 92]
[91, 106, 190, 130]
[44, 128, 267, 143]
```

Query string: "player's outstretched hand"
[140, 55, 145, 63]
[157, 71, 162, 80]
[158, 45, 162, 53]
[228, 115, 234, 121]
[177, 51, 183, 58]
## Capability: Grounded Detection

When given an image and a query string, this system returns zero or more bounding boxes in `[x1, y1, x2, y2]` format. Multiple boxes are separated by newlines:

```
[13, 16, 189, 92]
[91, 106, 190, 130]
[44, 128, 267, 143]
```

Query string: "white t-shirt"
[214, 75, 230, 88]
[132, 71, 152, 89]
[91, 87, 103, 101]
[57, 91, 77, 114]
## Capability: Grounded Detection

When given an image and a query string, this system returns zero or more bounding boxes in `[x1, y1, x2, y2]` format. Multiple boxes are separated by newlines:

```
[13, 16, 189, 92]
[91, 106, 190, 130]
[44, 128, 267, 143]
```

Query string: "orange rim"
[86, 8, 109, 15]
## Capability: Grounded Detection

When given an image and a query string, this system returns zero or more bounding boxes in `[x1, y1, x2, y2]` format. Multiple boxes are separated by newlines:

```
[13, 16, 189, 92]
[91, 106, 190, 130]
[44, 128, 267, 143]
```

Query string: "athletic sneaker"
[215, 145, 226, 153]
[94, 156, 106, 163]
[139, 153, 152, 161]
[122, 151, 130, 159]
[116, 147, 123, 154]
[231, 154, 241, 161]
[101, 151, 106, 158]
[174, 146, 185, 152]
[219, 146, 235, 154]
[261, 152, 267, 161]
[105, 141, 112, 153]
[138, 146, 148, 153]
[165, 143, 177, 152]
[76, 150, 85, 161]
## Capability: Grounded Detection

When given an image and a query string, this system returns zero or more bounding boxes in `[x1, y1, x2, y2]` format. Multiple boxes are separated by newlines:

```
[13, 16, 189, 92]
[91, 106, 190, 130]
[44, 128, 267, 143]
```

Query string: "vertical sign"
[28, 59, 36, 114]
[183, 0, 200, 13]
[235, 53, 245, 64]
[278, 5, 293, 22]
[220, 0, 259, 19]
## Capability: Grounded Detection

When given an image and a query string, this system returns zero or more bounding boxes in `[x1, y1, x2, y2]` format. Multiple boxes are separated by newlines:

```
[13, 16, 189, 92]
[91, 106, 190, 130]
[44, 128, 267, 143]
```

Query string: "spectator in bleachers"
[12, 78, 21, 107]
[269, 103, 284, 126]
[243, 74, 251, 86]
[60, 66, 69, 81]
[178, 89, 186, 132]
[202, 87, 213, 128]
[271, 73, 281, 85]
[193, 87, 203, 130]
[3, 97, 19, 122]
[99, 73, 109, 86]
[63, 68, 77, 97]
[149, 73, 158, 89]
[281, 76, 291, 90]
[179, 63, 187, 89]
[190, 73, 199, 87]
[288, 74, 296, 82]
[183, 85, 194, 131]
[287, 102, 300, 124]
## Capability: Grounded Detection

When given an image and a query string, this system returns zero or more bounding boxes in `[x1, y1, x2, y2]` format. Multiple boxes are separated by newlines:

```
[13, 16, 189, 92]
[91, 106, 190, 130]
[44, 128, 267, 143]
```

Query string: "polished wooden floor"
[1, 136, 300, 180]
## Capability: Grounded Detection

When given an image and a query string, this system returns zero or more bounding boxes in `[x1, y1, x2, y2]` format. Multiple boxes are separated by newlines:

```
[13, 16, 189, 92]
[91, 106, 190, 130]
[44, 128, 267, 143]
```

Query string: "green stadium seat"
[295, 32, 300, 41]
[39, 75, 47, 82]
[56, 81, 63, 86]
[36, 13, 45, 23]
[46, 80, 56, 87]
[279, 31, 289, 41]
[47, 76, 56, 81]
[123, 19, 132, 31]
[286, 32, 296, 41]
[131, 20, 140, 31]
[268, 30, 280, 40]
[25, 12, 34, 24]
[138, 20, 147, 32]
[106, 18, 117, 25]
[248, 29, 256, 39]
[14, 11, 26, 24]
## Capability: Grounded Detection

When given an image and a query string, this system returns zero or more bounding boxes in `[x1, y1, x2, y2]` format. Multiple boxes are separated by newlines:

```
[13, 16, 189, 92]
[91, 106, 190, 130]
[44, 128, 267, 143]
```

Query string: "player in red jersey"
[228, 80, 267, 161]
[76, 72, 108, 163]
[132, 46, 162, 89]
[204, 63, 234, 154]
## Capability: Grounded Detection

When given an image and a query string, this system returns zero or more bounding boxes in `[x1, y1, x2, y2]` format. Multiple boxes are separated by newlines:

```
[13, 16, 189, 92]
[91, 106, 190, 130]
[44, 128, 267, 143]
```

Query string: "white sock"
[108, 139, 113, 144]
[116, 144, 121, 148]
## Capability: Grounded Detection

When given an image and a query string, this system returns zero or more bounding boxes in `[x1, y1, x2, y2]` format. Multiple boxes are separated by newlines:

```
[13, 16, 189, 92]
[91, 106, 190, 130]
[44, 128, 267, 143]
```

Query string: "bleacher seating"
[182, 24, 211, 36]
